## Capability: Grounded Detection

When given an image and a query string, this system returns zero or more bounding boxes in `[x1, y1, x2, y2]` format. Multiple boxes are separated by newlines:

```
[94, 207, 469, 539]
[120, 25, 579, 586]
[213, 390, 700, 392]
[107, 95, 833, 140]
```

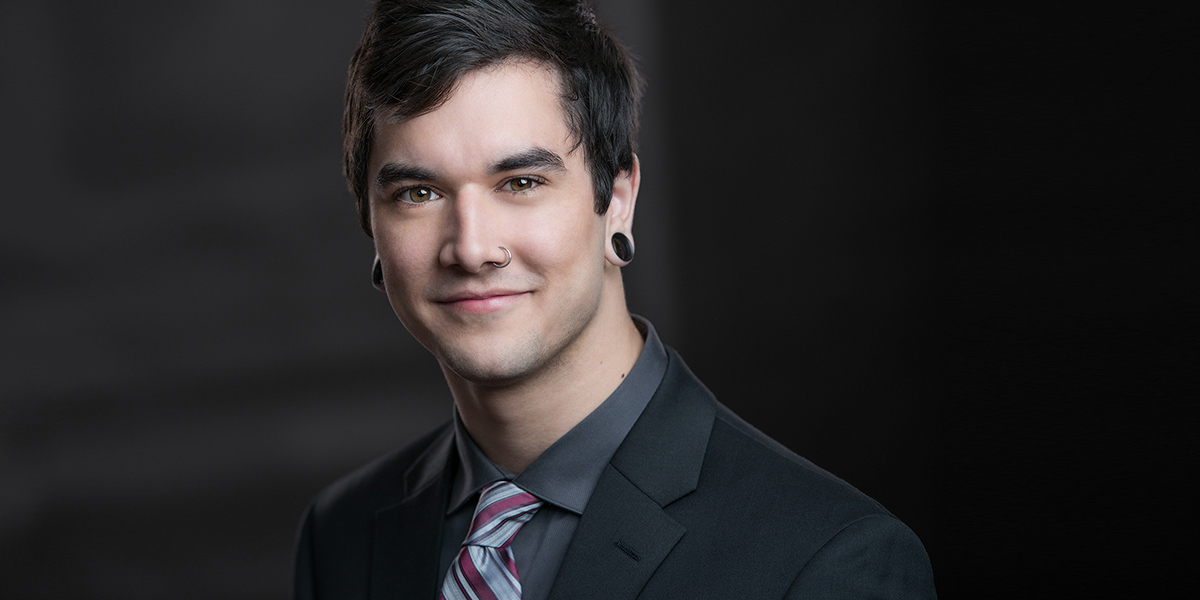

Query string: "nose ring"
[490, 246, 511, 268]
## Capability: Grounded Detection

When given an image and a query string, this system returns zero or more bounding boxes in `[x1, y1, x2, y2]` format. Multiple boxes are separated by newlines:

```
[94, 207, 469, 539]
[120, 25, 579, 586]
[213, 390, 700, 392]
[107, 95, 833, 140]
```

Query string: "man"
[294, 1, 936, 598]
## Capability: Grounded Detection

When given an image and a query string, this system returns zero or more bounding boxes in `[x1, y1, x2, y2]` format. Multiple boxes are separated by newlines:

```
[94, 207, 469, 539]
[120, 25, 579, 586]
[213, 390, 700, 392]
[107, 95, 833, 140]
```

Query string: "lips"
[436, 289, 528, 313]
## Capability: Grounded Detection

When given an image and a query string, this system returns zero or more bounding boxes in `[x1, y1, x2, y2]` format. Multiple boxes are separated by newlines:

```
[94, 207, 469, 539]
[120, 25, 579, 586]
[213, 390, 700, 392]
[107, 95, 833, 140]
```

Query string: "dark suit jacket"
[294, 348, 936, 599]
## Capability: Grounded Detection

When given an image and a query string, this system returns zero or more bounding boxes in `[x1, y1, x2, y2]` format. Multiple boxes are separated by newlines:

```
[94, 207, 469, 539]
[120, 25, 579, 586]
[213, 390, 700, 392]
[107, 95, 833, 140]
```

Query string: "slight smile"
[437, 290, 530, 314]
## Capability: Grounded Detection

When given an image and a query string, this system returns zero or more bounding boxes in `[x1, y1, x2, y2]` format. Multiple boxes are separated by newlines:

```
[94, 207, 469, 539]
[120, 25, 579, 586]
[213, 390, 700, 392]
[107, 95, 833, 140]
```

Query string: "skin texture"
[367, 61, 643, 474]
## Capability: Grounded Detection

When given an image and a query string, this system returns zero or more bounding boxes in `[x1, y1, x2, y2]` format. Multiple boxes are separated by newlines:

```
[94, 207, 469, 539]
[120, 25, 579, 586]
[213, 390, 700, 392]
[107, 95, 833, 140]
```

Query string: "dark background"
[1, 1, 1191, 598]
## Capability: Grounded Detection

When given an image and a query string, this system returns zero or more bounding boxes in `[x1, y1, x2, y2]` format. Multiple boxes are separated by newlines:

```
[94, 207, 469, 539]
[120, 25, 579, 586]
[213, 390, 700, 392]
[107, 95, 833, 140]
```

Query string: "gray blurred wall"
[8, 1, 1176, 598]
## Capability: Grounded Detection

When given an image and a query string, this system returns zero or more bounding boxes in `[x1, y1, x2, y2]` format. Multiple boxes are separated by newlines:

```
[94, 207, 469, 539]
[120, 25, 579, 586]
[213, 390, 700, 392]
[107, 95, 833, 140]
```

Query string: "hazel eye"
[504, 177, 539, 192]
[402, 186, 440, 204]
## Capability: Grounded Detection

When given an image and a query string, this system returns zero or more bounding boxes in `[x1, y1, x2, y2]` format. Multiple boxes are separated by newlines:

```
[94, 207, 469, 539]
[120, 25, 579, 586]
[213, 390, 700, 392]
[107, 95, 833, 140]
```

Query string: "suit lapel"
[549, 348, 718, 599]
[547, 465, 685, 599]
[370, 430, 455, 600]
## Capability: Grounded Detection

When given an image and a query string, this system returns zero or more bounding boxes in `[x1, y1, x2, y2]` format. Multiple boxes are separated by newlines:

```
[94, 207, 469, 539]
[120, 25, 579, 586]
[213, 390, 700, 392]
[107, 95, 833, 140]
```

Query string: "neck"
[445, 282, 644, 475]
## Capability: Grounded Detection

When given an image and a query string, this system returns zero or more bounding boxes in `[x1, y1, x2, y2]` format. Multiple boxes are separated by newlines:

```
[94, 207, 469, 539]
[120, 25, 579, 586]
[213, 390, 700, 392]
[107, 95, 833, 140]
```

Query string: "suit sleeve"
[293, 501, 317, 600]
[784, 514, 936, 599]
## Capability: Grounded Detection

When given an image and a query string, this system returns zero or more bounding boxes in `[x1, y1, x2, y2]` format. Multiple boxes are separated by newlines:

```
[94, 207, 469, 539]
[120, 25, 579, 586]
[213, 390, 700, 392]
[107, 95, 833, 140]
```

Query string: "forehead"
[370, 61, 576, 173]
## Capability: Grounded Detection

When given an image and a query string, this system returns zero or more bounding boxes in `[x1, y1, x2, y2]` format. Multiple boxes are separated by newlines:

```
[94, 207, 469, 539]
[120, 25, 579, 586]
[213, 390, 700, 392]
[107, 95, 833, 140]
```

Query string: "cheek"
[376, 228, 435, 291]
[522, 207, 605, 268]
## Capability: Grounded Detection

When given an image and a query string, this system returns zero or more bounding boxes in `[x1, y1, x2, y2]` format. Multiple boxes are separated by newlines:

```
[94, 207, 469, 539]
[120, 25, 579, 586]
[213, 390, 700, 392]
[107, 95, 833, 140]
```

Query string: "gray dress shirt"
[437, 316, 668, 600]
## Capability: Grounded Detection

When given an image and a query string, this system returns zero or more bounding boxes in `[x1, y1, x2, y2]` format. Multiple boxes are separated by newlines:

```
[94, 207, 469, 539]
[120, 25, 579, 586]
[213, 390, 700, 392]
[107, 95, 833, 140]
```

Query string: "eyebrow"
[489, 147, 567, 175]
[374, 147, 567, 188]
[375, 163, 439, 188]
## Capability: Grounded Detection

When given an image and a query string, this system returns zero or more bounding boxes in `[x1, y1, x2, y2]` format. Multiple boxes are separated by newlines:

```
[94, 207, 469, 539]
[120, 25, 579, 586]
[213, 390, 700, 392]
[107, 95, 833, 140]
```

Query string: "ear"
[604, 154, 641, 266]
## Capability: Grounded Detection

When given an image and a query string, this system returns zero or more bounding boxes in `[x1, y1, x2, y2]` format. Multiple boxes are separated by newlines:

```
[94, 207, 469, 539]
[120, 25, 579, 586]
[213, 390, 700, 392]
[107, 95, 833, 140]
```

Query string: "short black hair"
[344, 0, 644, 236]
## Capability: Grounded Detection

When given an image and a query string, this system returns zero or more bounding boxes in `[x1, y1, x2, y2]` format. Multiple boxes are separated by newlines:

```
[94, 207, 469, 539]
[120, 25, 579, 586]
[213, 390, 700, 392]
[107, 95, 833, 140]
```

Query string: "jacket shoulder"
[711, 402, 890, 520]
[307, 420, 453, 528]
[657, 347, 891, 525]
[649, 350, 935, 596]
[294, 422, 454, 600]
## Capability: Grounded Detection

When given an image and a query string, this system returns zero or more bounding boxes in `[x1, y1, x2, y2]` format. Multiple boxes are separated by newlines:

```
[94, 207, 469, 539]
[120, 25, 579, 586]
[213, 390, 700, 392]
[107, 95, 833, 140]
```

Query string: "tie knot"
[465, 481, 543, 549]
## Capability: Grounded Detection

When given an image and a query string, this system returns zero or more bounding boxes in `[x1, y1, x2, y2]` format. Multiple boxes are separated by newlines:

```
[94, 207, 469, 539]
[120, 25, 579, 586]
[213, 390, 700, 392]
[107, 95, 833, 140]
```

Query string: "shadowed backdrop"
[5, 0, 939, 596]
[6, 1, 1181, 598]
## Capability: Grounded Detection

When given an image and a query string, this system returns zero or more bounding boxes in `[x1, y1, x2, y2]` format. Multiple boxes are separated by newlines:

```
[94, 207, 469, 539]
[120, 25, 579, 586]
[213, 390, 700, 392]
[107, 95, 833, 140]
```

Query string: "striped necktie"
[440, 480, 544, 600]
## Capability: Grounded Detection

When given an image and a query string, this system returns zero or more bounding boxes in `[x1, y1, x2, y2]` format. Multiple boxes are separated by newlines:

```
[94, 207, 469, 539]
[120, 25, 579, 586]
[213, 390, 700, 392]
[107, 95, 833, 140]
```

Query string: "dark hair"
[344, 0, 644, 236]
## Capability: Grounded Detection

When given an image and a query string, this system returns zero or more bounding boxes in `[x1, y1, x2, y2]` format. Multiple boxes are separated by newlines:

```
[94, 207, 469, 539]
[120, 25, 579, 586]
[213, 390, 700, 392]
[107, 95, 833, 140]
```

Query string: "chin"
[435, 334, 551, 386]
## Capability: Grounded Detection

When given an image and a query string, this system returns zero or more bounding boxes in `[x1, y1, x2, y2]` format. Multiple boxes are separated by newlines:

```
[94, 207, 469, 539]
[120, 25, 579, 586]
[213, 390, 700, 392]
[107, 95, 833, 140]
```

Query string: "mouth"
[436, 289, 529, 314]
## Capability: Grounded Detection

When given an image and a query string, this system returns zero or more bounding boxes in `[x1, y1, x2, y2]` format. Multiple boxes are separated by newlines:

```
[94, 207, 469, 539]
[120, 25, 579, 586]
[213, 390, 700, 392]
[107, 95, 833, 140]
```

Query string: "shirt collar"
[448, 315, 668, 515]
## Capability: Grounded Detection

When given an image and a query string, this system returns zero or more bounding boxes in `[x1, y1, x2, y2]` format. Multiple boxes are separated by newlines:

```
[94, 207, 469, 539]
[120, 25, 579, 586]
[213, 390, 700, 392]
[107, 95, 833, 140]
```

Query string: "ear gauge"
[372, 256, 386, 291]
[611, 232, 634, 265]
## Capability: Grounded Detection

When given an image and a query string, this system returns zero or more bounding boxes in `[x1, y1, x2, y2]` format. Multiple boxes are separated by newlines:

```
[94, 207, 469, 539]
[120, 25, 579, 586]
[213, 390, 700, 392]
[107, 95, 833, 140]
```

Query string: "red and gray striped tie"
[440, 481, 544, 600]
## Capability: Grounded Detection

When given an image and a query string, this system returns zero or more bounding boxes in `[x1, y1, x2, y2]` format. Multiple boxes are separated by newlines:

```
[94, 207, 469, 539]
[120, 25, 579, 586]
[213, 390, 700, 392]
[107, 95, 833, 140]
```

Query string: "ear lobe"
[605, 155, 640, 266]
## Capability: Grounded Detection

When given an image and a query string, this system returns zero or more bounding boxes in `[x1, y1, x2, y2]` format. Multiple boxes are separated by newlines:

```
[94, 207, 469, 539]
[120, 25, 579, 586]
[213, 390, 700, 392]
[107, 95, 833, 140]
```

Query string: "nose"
[438, 188, 509, 273]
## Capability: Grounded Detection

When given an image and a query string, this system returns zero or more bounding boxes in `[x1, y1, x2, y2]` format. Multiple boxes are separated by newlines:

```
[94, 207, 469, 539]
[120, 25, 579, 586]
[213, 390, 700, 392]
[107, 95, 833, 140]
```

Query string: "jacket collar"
[609, 347, 716, 505]
[549, 347, 717, 599]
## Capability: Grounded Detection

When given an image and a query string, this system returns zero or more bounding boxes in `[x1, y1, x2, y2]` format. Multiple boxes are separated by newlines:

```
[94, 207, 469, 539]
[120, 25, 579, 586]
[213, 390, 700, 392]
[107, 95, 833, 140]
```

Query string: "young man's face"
[367, 61, 630, 385]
